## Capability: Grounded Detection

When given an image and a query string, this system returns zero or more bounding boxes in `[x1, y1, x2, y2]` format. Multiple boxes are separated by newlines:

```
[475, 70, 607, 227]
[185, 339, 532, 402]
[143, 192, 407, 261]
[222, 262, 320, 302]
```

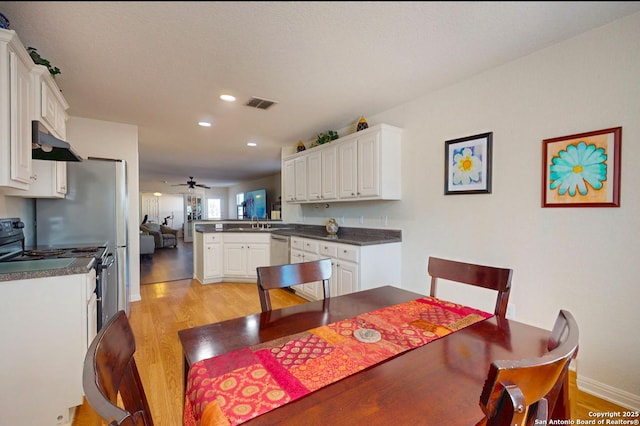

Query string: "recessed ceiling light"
[220, 94, 236, 102]
[198, 121, 212, 127]
[247, 141, 257, 147]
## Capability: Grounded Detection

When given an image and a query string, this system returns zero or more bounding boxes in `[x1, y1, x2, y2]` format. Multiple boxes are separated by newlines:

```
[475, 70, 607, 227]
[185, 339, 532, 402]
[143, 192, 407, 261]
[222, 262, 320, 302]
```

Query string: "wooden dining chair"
[82, 310, 154, 426]
[427, 256, 513, 317]
[256, 258, 332, 312]
[476, 309, 579, 426]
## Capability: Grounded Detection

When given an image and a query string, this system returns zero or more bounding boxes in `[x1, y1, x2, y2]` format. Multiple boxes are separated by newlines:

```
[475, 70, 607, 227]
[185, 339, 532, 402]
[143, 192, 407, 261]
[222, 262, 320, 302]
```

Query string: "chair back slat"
[428, 256, 512, 317]
[83, 310, 154, 426]
[477, 310, 579, 426]
[257, 258, 332, 312]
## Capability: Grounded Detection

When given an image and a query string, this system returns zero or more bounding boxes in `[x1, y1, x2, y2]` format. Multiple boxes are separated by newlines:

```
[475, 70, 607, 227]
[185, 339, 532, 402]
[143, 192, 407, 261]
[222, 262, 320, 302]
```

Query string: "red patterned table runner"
[184, 297, 492, 426]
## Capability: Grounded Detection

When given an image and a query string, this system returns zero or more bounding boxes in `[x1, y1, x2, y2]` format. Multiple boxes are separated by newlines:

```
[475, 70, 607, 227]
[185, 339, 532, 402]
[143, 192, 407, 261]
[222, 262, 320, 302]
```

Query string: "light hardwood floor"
[74, 256, 629, 425]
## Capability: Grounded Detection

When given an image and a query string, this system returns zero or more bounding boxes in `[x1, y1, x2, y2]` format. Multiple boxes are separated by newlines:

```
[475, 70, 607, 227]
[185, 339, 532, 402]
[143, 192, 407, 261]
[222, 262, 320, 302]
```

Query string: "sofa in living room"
[140, 223, 178, 249]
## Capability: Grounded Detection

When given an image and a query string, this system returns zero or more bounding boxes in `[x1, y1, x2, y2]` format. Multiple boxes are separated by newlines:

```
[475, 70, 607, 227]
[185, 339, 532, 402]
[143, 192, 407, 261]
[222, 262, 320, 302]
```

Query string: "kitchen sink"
[225, 227, 272, 231]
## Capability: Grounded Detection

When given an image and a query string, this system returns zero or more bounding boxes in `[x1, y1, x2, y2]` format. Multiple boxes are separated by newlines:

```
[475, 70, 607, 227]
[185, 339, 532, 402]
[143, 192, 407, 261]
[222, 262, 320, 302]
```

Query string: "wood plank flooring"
[74, 244, 629, 426]
[140, 237, 193, 284]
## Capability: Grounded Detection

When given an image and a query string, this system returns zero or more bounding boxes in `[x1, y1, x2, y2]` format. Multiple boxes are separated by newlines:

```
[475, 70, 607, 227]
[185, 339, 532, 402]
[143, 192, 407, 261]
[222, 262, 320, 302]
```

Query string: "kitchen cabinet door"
[294, 156, 308, 202]
[282, 156, 308, 203]
[36, 66, 69, 140]
[283, 158, 296, 202]
[307, 150, 322, 201]
[335, 259, 358, 295]
[223, 243, 246, 277]
[204, 241, 222, 279]
[357, 131, 381, 198]
[0, 31, 33, 189]
[337, 139, 358, 199]
[246, 242, 269, 279]
[321, 145, 337, 201]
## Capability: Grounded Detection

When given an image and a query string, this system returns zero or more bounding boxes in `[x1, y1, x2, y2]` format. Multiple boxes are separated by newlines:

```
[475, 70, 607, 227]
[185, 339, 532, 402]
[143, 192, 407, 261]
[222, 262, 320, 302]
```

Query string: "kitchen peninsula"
[193, 221, 402, 300]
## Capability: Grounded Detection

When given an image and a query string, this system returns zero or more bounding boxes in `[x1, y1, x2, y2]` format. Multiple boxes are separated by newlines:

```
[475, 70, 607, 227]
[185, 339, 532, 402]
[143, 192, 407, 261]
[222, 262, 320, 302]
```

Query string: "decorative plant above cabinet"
[27, 47, 61, 78]
[313, 130, 339, 147]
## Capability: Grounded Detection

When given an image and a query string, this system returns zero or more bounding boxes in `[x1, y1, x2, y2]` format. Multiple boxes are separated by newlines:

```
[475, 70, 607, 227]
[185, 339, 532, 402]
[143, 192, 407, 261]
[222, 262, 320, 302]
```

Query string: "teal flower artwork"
[452, 147, 482, 186]
[549, 142, 607, 196]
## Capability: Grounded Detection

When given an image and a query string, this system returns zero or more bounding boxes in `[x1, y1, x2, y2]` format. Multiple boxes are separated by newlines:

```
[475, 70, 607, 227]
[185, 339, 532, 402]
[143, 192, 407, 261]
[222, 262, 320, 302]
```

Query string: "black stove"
[0, 218, 107, 263]
[12, 246, 107, 261]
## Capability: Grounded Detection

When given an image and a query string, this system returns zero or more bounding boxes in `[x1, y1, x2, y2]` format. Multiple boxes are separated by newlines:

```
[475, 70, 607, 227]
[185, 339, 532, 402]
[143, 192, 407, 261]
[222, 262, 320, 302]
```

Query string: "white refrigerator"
[35, 158, 130, 324]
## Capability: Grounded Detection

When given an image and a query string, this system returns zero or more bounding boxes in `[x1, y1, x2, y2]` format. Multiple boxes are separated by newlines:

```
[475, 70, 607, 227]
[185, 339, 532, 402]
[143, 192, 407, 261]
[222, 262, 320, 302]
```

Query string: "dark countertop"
[195, 223, 401, 246]
[0, 257, 96, 282]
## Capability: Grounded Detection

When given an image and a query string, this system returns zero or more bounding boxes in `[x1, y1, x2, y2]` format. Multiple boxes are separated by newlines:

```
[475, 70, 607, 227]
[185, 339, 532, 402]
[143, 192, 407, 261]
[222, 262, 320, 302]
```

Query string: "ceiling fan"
[172, 176, 210, 189]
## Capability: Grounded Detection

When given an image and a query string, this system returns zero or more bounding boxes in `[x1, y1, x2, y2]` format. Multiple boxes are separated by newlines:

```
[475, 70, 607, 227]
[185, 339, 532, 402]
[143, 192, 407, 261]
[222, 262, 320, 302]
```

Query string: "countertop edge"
[0, 258, 96, 282]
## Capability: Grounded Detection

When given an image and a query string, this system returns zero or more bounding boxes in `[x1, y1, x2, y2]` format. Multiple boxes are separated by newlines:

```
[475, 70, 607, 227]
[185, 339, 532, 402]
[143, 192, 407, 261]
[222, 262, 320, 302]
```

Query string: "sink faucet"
[252, 215, 259, 229]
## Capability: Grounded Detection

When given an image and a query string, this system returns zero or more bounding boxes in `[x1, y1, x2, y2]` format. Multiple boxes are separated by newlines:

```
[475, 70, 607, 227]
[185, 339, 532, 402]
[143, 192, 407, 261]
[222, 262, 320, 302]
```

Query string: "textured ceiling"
[2, 1, 639, 192]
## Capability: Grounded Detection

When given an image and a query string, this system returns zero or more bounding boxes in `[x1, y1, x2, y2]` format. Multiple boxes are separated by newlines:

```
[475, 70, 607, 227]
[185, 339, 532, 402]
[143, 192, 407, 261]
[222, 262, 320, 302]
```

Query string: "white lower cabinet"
[194, 232, 223, 283]
[224, 238, 269, 280]
[0, 269, 96, 426]
[290, 237, 322, 299]
[195, 232, 270, 284]
[319, 242, 359, 297]
[291, 238, 401, 302]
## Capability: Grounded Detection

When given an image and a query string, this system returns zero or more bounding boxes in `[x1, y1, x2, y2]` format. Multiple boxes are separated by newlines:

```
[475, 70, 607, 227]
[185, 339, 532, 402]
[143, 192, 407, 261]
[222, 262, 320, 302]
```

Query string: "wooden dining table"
[177, 285, 565, 425]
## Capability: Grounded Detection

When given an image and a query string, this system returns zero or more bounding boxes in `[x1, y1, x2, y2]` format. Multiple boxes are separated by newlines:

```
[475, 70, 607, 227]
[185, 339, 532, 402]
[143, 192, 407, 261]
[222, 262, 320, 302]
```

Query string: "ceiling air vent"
[245, 96, 277, 110]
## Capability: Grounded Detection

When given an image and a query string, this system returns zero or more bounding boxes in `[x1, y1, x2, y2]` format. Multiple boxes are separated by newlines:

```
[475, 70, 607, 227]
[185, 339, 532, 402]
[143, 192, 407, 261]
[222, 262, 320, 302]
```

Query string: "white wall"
[66, 117, 142, 304]
[140, 192, 184, 232]
[288, 13, 640, 408]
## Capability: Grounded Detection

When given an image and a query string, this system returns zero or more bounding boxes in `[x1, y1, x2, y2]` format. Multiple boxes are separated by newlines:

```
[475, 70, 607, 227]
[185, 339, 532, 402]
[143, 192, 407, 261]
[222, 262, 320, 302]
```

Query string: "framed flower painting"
[444, 132, 492, 195]
[542, 127, 621, 207]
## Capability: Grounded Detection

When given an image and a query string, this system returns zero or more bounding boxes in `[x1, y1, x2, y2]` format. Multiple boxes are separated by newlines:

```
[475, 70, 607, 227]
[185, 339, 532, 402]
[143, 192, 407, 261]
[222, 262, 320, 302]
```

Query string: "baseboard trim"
[578, 374, 640, 411]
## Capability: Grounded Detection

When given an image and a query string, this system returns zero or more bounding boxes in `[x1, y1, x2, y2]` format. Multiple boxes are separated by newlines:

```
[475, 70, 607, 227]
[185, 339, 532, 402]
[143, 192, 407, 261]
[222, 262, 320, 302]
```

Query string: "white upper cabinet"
[320, 145, 337, 201]
[337, 138, 358, 199]
[283, 156, 308, 202]
[307, 150, 322, 201]
[4, 159, 67, 198]
[0, 29, 70, 196]
[0, 29, 34, 189]
[283, 124, 402, 203]
[33, 65, 69, 140]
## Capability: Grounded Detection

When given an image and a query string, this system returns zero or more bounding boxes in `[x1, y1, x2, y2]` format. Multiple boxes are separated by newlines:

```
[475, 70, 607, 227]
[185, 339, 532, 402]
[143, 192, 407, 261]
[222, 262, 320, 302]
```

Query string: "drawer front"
[291, 237, 304, 250]
[319, 243, 338, 258]
[204, 233, 220, 243]
[302, 239, 319, 254]
[337, 245, 359, 262]
[223, 233, 270, 244]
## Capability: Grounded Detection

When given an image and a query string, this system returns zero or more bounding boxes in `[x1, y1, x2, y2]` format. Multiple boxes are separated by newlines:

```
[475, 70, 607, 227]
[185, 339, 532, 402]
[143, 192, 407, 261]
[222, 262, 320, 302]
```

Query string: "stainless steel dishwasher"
[270, 234, 290, 265]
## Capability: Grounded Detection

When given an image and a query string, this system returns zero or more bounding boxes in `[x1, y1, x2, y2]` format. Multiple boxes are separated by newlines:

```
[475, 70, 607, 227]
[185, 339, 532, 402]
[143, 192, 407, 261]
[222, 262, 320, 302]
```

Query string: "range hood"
[31, 121, 83, 162]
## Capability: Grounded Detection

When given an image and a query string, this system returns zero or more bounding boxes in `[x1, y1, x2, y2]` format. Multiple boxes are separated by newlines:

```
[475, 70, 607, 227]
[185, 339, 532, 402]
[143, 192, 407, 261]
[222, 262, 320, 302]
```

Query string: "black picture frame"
[444, 132, 493, 195]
